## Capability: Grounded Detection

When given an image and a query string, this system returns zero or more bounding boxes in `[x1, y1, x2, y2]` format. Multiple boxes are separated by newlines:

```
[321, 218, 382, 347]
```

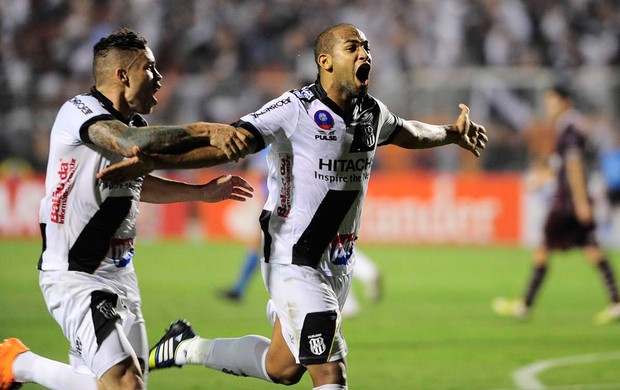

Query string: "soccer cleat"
[492, 297, 528, 318]
[149, 320, 196, 370]
[218, 289, 242, 302]
[594, 304, 620, 325]
[0, 338, 29, 390]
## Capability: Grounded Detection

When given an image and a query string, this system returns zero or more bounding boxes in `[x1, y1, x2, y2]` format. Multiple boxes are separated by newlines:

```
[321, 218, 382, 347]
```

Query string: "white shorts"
[39, 270, 147, 379]
[261, 262, 351, 365]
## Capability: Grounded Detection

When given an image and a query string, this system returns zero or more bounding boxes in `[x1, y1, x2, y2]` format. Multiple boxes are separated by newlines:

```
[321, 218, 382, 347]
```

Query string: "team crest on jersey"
[309, 335, 327, 355]
[356, 110, 375, 147]
[349, 101, 379, 152]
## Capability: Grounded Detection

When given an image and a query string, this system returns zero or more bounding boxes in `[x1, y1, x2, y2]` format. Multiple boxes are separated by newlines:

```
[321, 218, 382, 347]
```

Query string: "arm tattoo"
[88, 120, 209, 156]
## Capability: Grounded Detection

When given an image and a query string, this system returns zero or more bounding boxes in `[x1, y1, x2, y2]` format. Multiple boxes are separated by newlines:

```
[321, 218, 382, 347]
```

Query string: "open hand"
[97, 146, 155, 184]
[198, 174, 254, 203]
[209, 125, 251, 162]
[453, 104, 487, 157]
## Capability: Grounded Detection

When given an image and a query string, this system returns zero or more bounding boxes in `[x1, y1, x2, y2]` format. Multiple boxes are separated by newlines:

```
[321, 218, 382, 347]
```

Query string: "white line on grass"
[512, 350, 620, 390]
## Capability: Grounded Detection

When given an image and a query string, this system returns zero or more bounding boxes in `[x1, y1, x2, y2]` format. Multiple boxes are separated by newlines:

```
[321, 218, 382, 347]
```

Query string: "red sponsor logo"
[50, 158, 77, 224]
[277, 154, 292, 217]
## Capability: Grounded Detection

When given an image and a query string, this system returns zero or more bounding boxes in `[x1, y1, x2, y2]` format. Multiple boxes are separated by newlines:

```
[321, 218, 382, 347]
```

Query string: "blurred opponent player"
[494, 85, 620, 324]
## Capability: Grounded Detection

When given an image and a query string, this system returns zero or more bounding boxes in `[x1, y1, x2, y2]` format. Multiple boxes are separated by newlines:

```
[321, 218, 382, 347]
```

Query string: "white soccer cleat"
[492, 297, 528, 318]
[594, 304, 620, 325]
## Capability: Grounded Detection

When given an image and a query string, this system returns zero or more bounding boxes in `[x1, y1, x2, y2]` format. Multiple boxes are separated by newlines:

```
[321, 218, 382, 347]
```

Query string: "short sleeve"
[237, 92, 300, 148]
[55, 95, 115, 145]
[375, 98, 404, 146]
[562, 126, 586, 158]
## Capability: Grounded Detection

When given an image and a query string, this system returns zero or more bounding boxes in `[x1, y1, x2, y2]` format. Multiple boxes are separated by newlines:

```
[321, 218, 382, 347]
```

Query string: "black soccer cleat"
[148, 320, 196, 370]
[218, 289, 242, 302]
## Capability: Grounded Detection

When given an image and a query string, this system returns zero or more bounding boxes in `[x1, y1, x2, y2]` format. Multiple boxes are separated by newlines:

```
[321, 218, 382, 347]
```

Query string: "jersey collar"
[311, 79, 369, 126]
[88, 86, 147, 127]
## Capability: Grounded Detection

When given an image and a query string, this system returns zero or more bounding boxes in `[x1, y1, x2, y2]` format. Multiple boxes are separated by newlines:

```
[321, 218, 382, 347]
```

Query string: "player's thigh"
[262, 263, 348, 359]
[40, 271, 146, 379]
[265, 317, 305, 384]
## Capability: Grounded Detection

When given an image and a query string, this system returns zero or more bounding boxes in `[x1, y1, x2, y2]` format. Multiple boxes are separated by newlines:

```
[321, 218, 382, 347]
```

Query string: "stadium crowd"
[1, 0, 619, 172]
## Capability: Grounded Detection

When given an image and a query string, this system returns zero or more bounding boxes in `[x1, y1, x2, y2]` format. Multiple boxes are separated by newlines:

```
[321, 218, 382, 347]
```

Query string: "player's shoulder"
[290, 84, 319, 103]
[60, 92, 107, 116]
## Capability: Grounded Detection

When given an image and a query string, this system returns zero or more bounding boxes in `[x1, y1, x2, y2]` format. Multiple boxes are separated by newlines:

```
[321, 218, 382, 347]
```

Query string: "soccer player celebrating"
[494, 85, 620, 324]
[106, 23, 487, 389]
[0, 28, 253, 390]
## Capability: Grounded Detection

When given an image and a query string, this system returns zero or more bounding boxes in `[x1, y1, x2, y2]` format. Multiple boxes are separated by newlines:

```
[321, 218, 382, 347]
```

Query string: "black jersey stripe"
[292, 189, 359, 268]
[68, 196, 132, 274]
[37, 223, 47, 270]
[259, 210, 273, 262]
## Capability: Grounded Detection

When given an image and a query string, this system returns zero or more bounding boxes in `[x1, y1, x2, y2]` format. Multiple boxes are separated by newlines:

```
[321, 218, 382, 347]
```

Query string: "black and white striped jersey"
[237, 82, 403, 276]
[38, 87, 145, 275]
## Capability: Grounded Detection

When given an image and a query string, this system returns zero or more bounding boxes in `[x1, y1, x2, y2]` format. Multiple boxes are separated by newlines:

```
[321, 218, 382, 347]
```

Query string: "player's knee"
[533, 249, 548, 266]
[101, 358, 144, 390]
[119, 370, 144, 390]
[265, 363, 305, 385]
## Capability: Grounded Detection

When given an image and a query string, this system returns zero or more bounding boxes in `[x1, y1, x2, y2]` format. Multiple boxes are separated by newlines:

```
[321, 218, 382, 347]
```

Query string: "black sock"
[597, 259, 620, 304]
[524, 265, 548, 307]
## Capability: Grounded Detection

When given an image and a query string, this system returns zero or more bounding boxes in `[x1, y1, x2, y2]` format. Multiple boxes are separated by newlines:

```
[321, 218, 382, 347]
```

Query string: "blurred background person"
[493, 85, 620, 324]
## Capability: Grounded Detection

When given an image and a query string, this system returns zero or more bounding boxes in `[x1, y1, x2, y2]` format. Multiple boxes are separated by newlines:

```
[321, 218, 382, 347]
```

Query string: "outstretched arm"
[390, 104, 487, 157]
[96, 128, 260, 183]
[87, 120, 250, 161]
[140, 174, 254, 204]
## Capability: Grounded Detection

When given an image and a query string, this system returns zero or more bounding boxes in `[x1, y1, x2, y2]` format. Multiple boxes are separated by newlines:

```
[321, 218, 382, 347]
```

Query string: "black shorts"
[544, 209, 597, 250]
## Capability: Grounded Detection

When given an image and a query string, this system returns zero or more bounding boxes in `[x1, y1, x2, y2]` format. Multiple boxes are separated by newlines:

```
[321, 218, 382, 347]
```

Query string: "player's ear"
[317, 53, 332, 72]
[116, 68, 129, 86]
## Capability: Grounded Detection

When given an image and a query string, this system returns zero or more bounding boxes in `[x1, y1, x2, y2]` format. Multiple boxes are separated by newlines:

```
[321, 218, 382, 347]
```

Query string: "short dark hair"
[313, 23, 356, 70]
[92, 28, 148, 82]
[549, 84, 574, 101]
[93, 28, 147, 58]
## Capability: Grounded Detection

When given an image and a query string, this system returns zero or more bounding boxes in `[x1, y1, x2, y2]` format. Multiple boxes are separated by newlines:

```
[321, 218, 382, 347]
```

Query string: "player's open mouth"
[356, 63, 370, 87]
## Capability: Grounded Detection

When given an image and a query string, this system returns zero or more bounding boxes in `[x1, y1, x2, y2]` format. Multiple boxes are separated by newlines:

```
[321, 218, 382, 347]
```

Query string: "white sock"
[313, 385, 348, 389]
[178, 335, 272, 382]
[13, 351, 98, 390]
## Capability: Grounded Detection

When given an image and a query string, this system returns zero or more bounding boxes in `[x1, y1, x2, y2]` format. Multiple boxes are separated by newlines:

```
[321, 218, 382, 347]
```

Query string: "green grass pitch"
[1, 239, 619, 389]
